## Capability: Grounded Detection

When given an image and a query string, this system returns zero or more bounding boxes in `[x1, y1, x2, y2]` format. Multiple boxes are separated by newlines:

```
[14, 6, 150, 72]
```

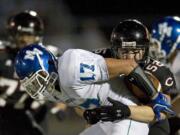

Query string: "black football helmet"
[110, 19, 150, 64]
[7, 10, 44, 37]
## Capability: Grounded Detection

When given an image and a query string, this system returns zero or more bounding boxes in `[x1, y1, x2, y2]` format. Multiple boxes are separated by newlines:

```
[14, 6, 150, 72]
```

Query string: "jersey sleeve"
[144, 59, 176, 94]
[58, 49, 108, 108]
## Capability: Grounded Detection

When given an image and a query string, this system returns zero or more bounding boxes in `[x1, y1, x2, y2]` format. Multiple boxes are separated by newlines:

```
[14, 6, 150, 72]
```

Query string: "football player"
[151, 16, 180, 135]
[83, 19, 176, 135]
[14, 28, 174, 135]
[0, 10, 46, 135]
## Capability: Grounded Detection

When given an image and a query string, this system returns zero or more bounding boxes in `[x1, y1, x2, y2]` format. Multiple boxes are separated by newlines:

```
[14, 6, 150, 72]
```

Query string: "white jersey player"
[59, 49, 149, 135]
[15, 43, 176, 134]
[16, 44, 165, 134]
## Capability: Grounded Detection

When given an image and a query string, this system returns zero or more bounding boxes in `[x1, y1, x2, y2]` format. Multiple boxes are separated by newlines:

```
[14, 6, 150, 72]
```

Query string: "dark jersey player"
[0, 10, 46, 135]
[86, 19, 176, 135]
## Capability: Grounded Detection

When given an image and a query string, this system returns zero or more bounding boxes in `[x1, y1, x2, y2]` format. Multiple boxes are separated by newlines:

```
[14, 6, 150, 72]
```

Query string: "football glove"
[152, 92, 175, 121]
[83, 97, 131, 124]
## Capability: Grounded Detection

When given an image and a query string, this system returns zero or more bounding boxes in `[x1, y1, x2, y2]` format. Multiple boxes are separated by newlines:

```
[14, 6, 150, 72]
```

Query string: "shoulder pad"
[144, 58, 176, 94]
[46, 45, 63, 56]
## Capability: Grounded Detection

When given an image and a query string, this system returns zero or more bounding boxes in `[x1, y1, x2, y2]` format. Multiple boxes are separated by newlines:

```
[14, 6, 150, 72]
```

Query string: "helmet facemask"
[111, 41, 149, 65]
[110, 19, 151, 66]
[21, 69, 58, 101]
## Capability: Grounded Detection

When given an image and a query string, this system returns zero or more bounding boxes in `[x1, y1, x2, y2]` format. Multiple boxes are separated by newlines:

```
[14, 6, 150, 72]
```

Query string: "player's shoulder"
[63, 49, 99, 58]
[92, 48, 113, 58]
[46, 44, 63, 56]
[144, 58, 171, 74]
[144, 58, 176, 93]
[62, 49, 83, 57]
[59, 49, 87, 64]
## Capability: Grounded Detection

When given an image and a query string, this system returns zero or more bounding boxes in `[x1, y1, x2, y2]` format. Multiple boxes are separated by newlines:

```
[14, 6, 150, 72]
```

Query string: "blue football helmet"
[15, 44, 59, 101]
[151, 16, 180, 59]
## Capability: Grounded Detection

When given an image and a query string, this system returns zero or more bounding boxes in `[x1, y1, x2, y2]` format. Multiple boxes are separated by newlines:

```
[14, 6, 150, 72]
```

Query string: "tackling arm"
[105, 58, 157, 98]
[105, 58, 137, 78]
[129, 105, 166, 123]
[83, 97, 167, 124]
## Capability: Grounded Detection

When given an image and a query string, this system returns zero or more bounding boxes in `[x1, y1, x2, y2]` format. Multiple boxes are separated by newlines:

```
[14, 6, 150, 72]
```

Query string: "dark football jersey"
[144, 58, 176, 94]
[93, 48, 176, 94]
[0, 47, 27, 108]
[0, 44, 45, 111]
[0, 43, 48, 131]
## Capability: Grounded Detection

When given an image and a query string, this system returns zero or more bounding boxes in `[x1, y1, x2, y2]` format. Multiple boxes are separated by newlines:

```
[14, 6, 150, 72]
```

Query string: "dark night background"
[0, 1, 179, 135]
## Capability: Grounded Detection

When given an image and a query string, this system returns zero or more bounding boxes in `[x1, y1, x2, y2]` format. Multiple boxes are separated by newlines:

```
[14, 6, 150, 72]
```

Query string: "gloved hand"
[83, 97, 131, 124]
[152, 92, 175, 121]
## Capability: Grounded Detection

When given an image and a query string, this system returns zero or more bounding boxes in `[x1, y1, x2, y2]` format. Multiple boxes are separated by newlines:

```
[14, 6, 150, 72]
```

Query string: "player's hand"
[83, 97, 131, 124]
[152, 92, 175, 121]
[83, 107, 101, 124]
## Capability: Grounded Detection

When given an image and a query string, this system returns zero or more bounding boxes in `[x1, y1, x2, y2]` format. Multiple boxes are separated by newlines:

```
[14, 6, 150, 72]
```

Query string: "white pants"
[80, 119, 149, 135]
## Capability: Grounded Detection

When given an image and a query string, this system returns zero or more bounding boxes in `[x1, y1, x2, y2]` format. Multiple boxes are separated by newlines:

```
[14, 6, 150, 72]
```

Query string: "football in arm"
[125, 71, 162, 104]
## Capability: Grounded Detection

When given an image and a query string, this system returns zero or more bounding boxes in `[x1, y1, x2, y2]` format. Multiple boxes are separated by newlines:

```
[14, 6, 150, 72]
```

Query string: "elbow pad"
[127, 66, 157, 99]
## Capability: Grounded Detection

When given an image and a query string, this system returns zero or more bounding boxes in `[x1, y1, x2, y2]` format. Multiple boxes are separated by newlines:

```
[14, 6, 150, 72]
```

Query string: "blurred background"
[0, 0, 179, 51]
[0, 0, 179, 135]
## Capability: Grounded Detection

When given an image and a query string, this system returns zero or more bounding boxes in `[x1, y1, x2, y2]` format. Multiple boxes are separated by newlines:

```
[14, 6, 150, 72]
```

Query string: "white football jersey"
[58, 49, 109, 107]
[58, 49, 139, 108]
[57, 49, 149, 135]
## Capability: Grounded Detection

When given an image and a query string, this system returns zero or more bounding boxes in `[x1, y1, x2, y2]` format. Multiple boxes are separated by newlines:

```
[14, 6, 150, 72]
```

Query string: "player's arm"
[74, 50, 157, 99]
[123, 93, 172, 122]
[83, 97, 168, 124]
[105, 58, 157, 98]
[126, 65, 175, 122]
[128, 105, 166, 122]
[105, 57, 176, 119]
[83, 64, 176, 124]
[105, 58, 137, 78]
[144, 60, 176, 119]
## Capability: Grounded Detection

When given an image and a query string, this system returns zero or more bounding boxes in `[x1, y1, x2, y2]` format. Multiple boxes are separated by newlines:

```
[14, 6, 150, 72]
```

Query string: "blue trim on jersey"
[80, 98, 100, 109]
[127, 119, 132, 135]
[80, 63, 95, 81]
[80, 75, 95, 81]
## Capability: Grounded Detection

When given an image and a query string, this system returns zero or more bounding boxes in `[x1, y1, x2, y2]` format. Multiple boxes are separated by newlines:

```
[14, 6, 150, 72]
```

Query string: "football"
[125, 71, 162, 104]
